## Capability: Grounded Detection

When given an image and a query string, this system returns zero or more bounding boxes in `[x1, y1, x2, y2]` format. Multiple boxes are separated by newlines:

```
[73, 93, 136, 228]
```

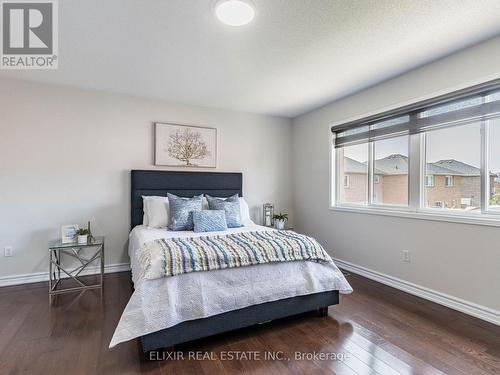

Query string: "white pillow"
[142, 196, 170, 228]
[239, 197, 254, 226]
[142, 197, 149, 226]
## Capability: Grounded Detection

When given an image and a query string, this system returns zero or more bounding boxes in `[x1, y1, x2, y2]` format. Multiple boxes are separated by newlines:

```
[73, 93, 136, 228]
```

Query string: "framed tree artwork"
[155, 123, 217, 168]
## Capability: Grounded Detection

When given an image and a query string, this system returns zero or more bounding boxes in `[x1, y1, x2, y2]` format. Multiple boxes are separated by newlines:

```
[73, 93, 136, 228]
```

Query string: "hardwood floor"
[1, 271, 499, 375]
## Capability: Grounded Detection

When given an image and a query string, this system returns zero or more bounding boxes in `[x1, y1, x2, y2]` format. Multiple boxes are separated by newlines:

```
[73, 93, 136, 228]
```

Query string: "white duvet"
[110, 225, 352, 348]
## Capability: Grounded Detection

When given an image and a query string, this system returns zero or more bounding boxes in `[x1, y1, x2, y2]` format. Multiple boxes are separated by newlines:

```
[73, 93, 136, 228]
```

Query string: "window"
[424, 122, 481, 211]
[421, 97, 482, 118]
[370, 115, 409, 130]
[488, 117, 500, 211]
[338, 143, 368, 205]
[331, 79, 500, 224]
[425, 175, 435, 187]
[337, 126, 369, 138]
[444, 176, 454, 187]
[373, 135, 409, 205]
[343, 175, 350, 188]
[487, 92, 500, 102]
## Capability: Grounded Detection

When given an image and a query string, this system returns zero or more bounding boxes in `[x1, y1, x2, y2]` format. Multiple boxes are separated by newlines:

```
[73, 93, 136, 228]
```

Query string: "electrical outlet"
[402, 250, 410, 263]
[4, 246, 13, 257]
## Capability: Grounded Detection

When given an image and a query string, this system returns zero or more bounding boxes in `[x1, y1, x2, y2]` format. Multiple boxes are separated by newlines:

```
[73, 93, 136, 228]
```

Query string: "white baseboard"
[333, 257, 500, 327]
[0, 263, 130, 287]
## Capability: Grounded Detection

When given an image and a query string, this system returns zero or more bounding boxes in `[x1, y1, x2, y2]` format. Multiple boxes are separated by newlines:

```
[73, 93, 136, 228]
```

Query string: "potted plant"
[272, 213, 288, 230]
[76, 228, 89, 244]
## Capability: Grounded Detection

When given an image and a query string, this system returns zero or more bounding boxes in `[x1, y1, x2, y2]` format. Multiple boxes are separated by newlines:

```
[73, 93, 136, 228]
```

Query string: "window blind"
[331, 78, 500, 148]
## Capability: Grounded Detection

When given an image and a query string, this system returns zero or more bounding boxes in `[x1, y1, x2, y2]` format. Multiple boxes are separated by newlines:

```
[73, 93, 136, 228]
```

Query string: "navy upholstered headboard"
[131, 170, 243, 229]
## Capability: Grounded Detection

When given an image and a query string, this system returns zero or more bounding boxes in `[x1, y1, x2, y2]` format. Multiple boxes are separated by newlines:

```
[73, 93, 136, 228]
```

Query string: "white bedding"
[110, 225, 352, 348]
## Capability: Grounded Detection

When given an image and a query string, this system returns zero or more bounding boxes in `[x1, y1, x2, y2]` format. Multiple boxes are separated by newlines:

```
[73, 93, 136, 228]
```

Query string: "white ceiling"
[3, 0, 500, 117]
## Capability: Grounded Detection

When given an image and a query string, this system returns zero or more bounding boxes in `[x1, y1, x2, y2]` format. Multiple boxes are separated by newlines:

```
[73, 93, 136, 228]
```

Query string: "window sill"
[329, 205, 500, 227]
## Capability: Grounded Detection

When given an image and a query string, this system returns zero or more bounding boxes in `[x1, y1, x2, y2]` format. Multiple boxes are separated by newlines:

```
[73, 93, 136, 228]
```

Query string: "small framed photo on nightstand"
[61, 224, 79, 243]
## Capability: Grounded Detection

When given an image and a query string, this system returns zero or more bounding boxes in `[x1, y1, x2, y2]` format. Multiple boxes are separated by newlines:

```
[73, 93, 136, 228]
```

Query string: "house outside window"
[330, 79, 500, 225]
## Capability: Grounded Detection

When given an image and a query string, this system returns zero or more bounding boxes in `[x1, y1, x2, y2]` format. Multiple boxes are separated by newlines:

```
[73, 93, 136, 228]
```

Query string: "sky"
[343, 119, 500, 172]
[426, 122, 480, 167]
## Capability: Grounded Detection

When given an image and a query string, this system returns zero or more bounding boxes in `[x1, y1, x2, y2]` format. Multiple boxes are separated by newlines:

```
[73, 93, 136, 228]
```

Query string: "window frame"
[336, 143, 369, 206]
[444, 175, 454, 188]
[343, 175, 350, 189]
[425, 175, 435, 187]
[335, 127, 494, 216]
[329, 86, 500, 227]
[334, 135, 411, 209]
[371, 136, 410, 208]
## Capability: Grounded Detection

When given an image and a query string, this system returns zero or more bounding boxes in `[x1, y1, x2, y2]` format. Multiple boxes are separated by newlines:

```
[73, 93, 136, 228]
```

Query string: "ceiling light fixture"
[215, 0, 255, 26]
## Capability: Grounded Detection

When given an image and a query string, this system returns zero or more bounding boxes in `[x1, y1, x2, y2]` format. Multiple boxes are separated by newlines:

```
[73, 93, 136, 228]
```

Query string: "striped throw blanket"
[139, 230, 333, 280]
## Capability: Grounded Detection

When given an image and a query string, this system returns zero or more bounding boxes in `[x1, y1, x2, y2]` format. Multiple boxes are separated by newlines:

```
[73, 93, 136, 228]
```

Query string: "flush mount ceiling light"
[215, 0, 255, 26]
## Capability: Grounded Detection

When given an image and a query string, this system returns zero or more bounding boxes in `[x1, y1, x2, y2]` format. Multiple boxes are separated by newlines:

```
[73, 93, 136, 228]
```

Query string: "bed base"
[130, 171, 340, 353]
[141, 290, 339, 352]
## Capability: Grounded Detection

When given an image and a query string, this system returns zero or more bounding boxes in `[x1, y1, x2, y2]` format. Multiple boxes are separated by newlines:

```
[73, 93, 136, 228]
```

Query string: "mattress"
[110, 225, 352, 348]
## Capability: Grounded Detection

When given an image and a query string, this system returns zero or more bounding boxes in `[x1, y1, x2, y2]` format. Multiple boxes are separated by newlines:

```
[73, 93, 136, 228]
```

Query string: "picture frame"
[154, 123, 217, 168]
[61, 224, 79, 244]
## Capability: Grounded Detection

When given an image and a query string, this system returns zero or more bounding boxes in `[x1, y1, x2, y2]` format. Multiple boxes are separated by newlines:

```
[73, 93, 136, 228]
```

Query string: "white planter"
[77, 235, 88, 244]
[274, 219, 285, 230]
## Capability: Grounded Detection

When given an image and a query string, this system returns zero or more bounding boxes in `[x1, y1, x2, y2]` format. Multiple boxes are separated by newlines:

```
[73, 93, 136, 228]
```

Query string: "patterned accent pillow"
[206, 194, 243, 228]
[192, 210, 228, 233]
[167, 193, 203, 231]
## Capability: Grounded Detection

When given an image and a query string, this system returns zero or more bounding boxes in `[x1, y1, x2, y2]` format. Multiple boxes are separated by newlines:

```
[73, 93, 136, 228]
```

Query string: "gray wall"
[0, 78, 292, 279]
[292, 36, 500, 313]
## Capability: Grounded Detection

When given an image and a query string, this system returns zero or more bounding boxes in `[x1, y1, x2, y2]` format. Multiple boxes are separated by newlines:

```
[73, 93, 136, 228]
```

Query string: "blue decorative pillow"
[167, 193, 203, 231]
[192, 210, 228, 233]
[206, 194, 243, 228]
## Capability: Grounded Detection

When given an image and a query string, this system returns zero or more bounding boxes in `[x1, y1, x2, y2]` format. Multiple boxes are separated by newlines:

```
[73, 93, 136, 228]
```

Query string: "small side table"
[48, 236, 104, 298]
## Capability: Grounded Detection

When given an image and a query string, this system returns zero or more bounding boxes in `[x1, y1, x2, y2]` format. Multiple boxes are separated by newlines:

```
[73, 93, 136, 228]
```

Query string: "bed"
[110, 170, 352, 352]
